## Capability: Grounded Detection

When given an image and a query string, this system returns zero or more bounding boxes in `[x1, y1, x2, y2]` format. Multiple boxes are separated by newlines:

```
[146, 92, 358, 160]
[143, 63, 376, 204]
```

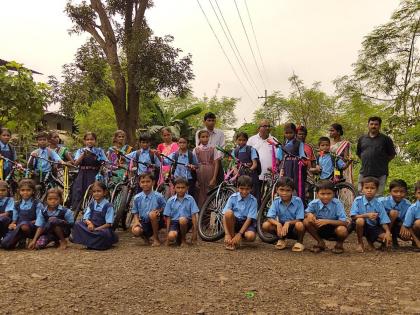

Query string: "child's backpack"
[171, 151, 197, 182]
[234, 145, 262, 175]
[135, 150, 160, 181]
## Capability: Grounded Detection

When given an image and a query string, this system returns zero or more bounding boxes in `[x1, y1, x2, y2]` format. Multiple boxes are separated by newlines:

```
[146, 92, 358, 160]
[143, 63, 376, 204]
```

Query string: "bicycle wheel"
[198, 185, 236, 242]
[335, 182, 357, 217]
[256, 193, 278, 244]
[124, 194, 135, 230]
[112, 184, 129, 230]
[74, 184, 94, 221]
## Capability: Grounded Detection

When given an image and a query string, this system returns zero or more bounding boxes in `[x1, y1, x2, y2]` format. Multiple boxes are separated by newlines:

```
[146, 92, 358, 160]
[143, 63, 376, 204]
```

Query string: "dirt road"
[0, 232, 419, 314]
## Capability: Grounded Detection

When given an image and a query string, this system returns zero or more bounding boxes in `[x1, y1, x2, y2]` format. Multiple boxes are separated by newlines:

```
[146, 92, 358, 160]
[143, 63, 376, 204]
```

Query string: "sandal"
[310, 244, 325, 253]
[332, 247, 344, 254]
[225, 243, 235, 251]
[275, 239, 287, 250]
[291, 242, 305, 252]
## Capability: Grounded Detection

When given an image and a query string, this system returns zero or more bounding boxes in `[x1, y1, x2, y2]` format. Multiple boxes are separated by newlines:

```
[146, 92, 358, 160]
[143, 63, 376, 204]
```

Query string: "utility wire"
[244, 0, 269, 87]
[213, 0, 261, 94]
[196, 0, 255, 103]
[233, 0, 266, 90]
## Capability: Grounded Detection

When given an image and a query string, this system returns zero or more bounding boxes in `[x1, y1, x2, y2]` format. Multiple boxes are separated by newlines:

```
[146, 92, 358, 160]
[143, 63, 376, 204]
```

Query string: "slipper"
[225, 244, 235, 251]
[332, 247, 344, 254]
[291, 242, 305, 252]
[275, 239, 287, 250]
[310, 245, 325, 253]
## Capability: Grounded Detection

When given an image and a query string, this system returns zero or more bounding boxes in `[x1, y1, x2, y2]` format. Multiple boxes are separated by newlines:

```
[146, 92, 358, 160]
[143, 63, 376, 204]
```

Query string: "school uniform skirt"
[71, 221, 118, 250]
[1, 221, 36, 249]
[0, 216, 11, 238]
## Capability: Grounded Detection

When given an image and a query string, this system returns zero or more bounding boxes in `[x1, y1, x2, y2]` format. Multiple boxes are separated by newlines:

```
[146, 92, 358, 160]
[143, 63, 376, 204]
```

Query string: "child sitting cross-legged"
[304, 180, 349, 254]
[402, 181, 420, 251]
[222, 175, 257, 250]
[262, 177, 305, 252]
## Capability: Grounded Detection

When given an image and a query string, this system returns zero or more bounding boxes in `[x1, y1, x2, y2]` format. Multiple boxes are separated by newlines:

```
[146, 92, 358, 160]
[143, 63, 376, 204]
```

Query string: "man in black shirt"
[356, 116, 396, 196]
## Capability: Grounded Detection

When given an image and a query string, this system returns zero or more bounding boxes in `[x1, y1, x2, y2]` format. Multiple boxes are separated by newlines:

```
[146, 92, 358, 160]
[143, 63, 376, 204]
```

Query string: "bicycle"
[1, 156, 33, 197]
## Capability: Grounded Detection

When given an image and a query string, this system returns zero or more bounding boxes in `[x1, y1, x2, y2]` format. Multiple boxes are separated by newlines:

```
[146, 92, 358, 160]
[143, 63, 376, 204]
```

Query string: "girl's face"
[297, 130, 306, 142]
[236, 136, 247, 147]
[19, 186, 33, 200]
[115, 133, 125, 145]
[49, 133, 60, 145]
[46, 193, 61, 209]
[329, 127, 339, 139]
[178, 139, 188, 150]
[84, 135, 96, 148]
[92, 186, 106, 201]
[161, 131, 172, 144]
[199, 133, 209, 145]
[284, 129, 295, 140]
[415, 189, 420, 201]
[0, 132, 11, 144]
[0, 187, 8, 198]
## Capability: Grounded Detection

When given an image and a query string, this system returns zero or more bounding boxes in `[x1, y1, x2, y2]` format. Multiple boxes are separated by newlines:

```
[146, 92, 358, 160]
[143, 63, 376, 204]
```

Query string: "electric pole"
[258, 89, 268, 106]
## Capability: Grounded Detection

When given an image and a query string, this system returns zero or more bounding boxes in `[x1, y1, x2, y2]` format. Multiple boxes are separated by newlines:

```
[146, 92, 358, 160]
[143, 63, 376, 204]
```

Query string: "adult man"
[356, 116, 396, 196]
[247, 119, 278, 182]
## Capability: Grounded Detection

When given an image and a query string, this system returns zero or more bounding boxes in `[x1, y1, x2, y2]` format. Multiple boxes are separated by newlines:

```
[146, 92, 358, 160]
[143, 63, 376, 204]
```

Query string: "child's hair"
[361, 176, 380, 188]
[0, 127, 12, 136]
[235, 131, 249, 140]
[389, 179, 408, 192]
[138, 132, 152, 142]
[318, 136, 330, 145]
[161, 127, 172, 135]
[173, 177, 189, 187]
[296, 126, 307, 135]
[275, 177, 295, 191]
[178, 136, 188, 143]
[415, 181, 420, 193]
[18, 179, 36, 192]
[284, 123, 297, 133]
[92, 181, 108, 192]
[35, 131, 49, 140]
[204, 112, 216, 121]
[316, 179, 335, 192]
[237, 175, 253, 188]
[368, 116, 382, 125]
[46, 188, 63, 203]
[47, 130, 58, 140]
[197, 129, 210, 139]
[0, 180, 9, 190]
[84, 132, 97, 140]
[139, 173, 155, 181]
[330, 123, 344, 136]
[112, 130, 126, 144]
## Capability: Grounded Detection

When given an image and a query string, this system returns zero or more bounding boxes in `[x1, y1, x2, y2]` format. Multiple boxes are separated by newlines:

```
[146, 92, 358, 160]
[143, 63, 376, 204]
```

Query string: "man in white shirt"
[247, 119, 278, 181]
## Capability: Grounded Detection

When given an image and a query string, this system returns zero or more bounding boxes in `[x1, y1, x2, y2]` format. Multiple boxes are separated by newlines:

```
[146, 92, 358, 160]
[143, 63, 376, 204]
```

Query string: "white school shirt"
[247, 133, 278, 180]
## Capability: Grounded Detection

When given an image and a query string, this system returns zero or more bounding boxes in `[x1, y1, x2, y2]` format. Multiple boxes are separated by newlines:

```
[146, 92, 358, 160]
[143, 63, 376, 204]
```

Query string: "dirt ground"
[0, 232, 419, 315]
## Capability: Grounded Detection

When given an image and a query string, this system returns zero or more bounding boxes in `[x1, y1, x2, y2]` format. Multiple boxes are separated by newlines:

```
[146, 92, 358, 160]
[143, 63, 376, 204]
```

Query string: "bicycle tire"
[256, 193, 277, 244]
[198, 185, 236, 242]
[74, 184, 94, 221]
[123, 194, 135, 230]
[112, 184, 129, 230]
[335, 182, 357, 217]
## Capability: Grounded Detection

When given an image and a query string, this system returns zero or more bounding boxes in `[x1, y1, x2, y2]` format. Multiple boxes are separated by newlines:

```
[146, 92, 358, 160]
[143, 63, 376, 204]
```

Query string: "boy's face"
[390, 186, 407, 203]
[178, 139, 188, 150]
[362, 182, 377, 199]
[204, 118, 216, 130]
[139, 177, 154, 192]
[37, 137, 48, 148]
[84, 135, 96, 148]
[319, 141, 330, 152]
[236, 136, 247, 147]
[297, 130, 306, 142]
[317, 188, 334, 204]
[139, 140, 150, 150]
[0, 187, 8, 198]
[238, 185, 252, 199]
[415, 189, 420, 201]
[0, 132, 11, 143]
[277, 186, 293, 202]
[46, 193, 61, 209]
[284, 130, 295, 140]
[175, 183, 188, 197]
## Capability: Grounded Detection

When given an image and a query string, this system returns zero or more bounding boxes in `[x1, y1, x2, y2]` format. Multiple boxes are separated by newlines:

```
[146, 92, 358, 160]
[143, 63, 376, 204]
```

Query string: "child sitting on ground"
[0, 181, 14, 239]
[379, 179, 412, 247]
[350, 176, 391, 252]
[304, 180, 349, 254]
[131, 173, 166, 246]
[262, 177, 305, 252]
[222, 175, 257, 250]
[163, 177, 199, 246]
[402, 181, 420, 251]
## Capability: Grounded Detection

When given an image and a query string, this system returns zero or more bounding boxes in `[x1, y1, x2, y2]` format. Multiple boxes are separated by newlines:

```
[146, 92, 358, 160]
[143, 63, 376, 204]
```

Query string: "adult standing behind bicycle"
[329, 124, 353, 185]
[106, 130, 133, 180]
[356, 116, 396, 196]
[48, 131, 74, 164]
[157, 127, 179, 183]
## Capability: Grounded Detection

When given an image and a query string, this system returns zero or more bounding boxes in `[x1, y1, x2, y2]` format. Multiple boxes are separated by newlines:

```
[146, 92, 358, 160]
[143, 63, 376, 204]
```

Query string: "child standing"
[71, 181, 118, 250]
[194, 130, 221, 207]
[222, 175, 257, 250]
[0, 128, 17, 180]
[350, 177, 392, 252]
[157, 128, 179, 180]
[232, 132, 260, 201]
[48, 131, 74, 163]
[131, 173, 166, 246]
[379, 179, 412, 247]
[126, 132, 160, 179]
[402, 181, 420, 250]
[1, 179, 43, 249]
[107, 130, 133, 179]
[0, 181, 14, 238]
[29, 188, 74, 250]
[262, 177, 305, 252]
[304, 180, 349, 254]
[163, 177, 199, 246]
[71, 132, 107, 211]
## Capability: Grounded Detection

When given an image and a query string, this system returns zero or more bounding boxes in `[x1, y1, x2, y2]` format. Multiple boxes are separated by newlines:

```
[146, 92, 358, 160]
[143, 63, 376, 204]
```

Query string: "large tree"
[64, 0, 193, 144]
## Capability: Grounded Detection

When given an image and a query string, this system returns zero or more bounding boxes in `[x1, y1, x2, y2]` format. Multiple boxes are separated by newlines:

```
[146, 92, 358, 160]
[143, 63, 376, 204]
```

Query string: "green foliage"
[399, 121, 420, 162]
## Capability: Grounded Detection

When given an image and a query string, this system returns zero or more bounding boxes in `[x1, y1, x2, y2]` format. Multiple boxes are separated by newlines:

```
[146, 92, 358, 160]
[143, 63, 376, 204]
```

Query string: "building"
[42, 111, 75, 134]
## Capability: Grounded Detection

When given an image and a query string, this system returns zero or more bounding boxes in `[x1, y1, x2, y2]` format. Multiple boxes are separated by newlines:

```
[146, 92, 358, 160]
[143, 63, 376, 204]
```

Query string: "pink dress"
[157, 142, 179, 177]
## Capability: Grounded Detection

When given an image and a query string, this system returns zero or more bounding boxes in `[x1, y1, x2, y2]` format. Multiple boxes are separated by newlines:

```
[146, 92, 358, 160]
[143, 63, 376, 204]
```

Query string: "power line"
[233, 0, 266, 90]
[196, 0, 255, 103]
[212, 0, 261, 95]
[244, 0, 270, 86]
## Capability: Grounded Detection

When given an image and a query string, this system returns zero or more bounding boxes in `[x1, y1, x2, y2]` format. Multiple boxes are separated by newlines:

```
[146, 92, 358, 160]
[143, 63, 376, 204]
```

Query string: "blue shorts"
[169, 219, 193, 232]
[234, 218, 256, 234]
[364, 224, 384, 243]
[141, 216, 165, 238]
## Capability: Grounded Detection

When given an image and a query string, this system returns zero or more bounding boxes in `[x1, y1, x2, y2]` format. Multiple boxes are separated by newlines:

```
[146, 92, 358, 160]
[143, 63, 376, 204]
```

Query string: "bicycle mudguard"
[207, 186, 219, 196]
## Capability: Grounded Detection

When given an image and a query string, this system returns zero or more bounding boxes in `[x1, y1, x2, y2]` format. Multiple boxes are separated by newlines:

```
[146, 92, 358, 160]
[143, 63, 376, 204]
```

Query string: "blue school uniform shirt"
[0, 197, 14, 213]
[378, 196, 411, 220]
[83, 199, 114, 224]
[30, 148, 62, 173]
[126, 149, 161, 175]
[403, 201, 420, 228]
[350, 195, 390, 226]
[276, 139, 305, 161]
[317, 153, 346, 179]
[73, 147, 107, 161]
[231, 146, 258, 160]
[163, 194, 199, 220]
[166, 151, 198, 180]
[132, 191, 166, 222]
[35, 205, 74, 227]
[0, 141, 17, 174]
[12, 198, 44, 221]
[305, 198, 347, 222]
[222, 192, 258, 220]
[266, 196, 304, 222]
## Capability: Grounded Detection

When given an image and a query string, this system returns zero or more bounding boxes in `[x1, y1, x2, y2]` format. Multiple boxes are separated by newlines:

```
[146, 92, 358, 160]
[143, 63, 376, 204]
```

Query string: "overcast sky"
[1, 0, 399, 125]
